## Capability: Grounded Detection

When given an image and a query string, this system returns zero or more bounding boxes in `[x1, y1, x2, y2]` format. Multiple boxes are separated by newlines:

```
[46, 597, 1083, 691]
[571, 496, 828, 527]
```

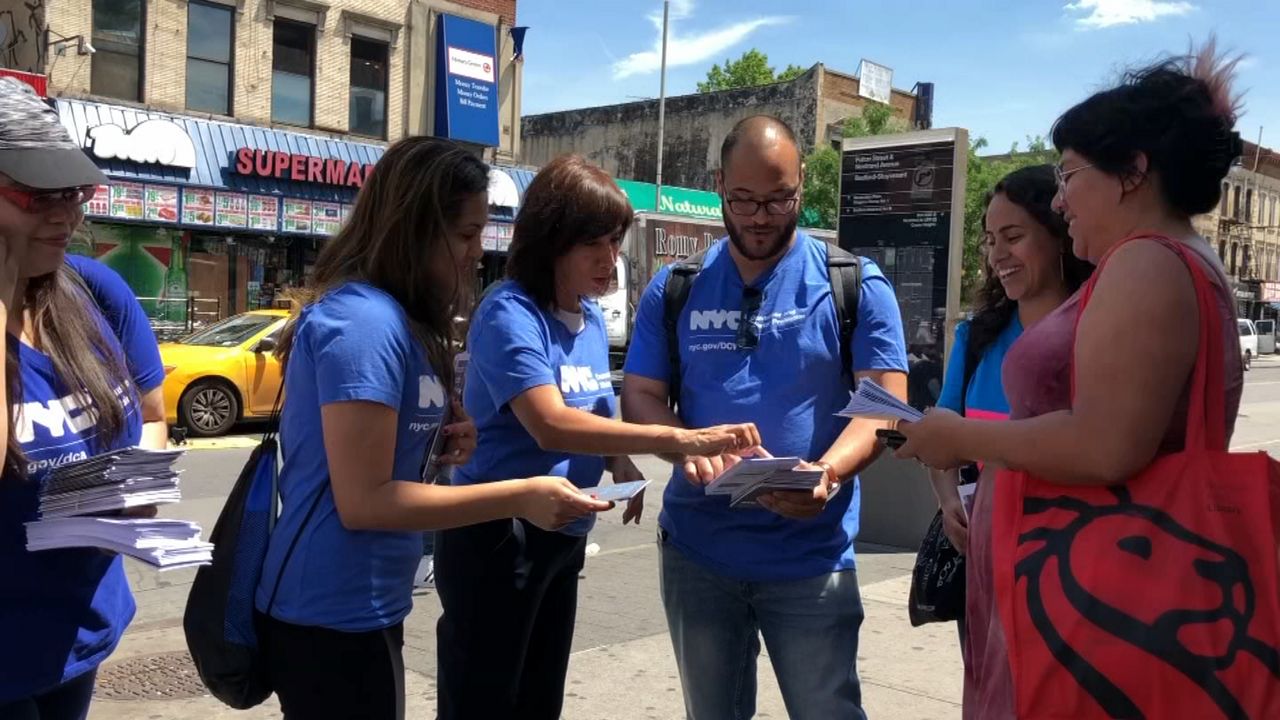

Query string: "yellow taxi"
[159, 309, 290, 437]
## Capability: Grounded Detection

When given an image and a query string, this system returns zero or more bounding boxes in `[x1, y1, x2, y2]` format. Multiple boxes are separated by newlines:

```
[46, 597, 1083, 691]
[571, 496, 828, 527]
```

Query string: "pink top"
[961, 237, 1243, 720]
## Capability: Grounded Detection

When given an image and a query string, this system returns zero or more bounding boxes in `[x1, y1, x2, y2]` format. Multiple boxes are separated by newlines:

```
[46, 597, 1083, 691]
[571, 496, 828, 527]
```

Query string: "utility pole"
[654, 0, 670, 212]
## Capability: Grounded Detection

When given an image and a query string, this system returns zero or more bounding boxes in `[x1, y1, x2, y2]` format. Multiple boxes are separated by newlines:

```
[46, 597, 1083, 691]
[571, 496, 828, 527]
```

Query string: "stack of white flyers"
[26, 517, 212, 571]
[39, 447, 185, 518]
[25, 447, 212, 570]
[836, 378, 924, 422]
[705, 457, 826, 509]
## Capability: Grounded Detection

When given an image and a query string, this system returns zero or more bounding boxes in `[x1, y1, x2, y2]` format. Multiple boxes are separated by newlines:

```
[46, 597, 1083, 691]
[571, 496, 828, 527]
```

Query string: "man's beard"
[724, 215, 797, 262]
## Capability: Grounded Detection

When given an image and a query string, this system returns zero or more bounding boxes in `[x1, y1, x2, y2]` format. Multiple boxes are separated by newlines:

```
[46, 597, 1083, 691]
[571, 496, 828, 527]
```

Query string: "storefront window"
[91, 0, 144, 101]
[186, 1, 233, 115]
[272, 20, 314, 126]
[349, 37, 388, 139]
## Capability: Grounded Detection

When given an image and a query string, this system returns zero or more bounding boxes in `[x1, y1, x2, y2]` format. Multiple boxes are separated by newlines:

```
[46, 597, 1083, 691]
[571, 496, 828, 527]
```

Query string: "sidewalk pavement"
[87, 544, 963, 720]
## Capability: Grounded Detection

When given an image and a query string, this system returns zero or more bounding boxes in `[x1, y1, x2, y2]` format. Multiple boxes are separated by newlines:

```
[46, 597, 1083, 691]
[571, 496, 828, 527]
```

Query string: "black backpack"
[183, 389, 325, 709]
[662, 243, 862, 406]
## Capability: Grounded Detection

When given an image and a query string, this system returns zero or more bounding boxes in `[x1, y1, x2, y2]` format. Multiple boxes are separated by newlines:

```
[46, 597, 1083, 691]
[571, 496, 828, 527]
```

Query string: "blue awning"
[55, 98, 537, 230]
[488, 165, 536, 222]
[55, 98, 384, 204]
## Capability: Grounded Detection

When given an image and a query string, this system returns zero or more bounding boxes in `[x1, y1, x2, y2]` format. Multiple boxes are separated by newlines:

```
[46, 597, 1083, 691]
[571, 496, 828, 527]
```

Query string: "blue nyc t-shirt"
[255, 283, 446, 632]
[935, 318, 1021, 421]
[624, 233, 908, 582]
[456, 281, 616, 537]
[0, 256, 164, 701]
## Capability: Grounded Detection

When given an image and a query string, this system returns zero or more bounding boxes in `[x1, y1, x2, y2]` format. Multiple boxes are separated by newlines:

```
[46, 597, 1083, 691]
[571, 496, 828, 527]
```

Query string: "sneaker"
[414, 555, 435, 590]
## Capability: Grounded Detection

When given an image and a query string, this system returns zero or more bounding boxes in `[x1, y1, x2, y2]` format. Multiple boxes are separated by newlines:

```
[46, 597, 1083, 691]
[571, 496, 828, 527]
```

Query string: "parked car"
[1255, 318, 1276, 355]
[159, 310, 289, 437]
[1239, 318, 1258, 372]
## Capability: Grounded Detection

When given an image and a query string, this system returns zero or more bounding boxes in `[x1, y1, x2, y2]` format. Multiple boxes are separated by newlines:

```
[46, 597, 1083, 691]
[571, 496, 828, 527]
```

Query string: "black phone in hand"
[876, 428, 907, 450]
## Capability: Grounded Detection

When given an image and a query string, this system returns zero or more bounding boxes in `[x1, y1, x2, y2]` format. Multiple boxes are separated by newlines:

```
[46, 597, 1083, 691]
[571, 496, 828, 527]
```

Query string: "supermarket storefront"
[57, 98, 530, 335]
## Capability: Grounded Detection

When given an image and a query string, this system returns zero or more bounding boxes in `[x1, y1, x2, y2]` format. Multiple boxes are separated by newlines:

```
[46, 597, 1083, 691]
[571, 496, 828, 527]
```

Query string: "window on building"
[1246, 189, 1254, 224]
[186, 1, 233, 115]
[348, 37, 388, 138]
[272, 20, 314, 126]
[1219, 240, 1227, 263]
[1230, 242, 1239, 276]
[1234, 185, 1243, 221]
[91, 0, 144, 101]
[1220, 182, 1229, 216]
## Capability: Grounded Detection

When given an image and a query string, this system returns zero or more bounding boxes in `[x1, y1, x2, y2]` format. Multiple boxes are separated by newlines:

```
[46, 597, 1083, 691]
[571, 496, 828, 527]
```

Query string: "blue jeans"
[659, 532, 867, 720]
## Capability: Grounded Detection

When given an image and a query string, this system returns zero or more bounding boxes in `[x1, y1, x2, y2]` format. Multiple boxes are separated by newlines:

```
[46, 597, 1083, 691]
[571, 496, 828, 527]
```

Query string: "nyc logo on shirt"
[558, 365, 613, 404]
[690, 309, 746, 332]
[16, 388, 136, 475]
[686, 305, 805, 353]
[409, 375, 447, 433]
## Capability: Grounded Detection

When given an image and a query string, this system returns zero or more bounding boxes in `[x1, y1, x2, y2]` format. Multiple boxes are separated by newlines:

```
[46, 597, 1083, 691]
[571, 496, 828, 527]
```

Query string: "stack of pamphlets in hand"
[25, 447, 212, 570]
[704, 457, 827, 509]
[837, 378, 924, 423]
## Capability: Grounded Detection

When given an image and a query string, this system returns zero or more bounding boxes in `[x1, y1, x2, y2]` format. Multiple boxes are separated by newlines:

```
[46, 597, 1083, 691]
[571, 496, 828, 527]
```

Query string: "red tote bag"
[992, 237, 1280, 719]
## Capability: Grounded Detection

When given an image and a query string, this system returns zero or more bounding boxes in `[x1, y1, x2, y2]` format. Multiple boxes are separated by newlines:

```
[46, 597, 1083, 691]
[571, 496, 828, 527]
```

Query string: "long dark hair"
[506, 154, 633, 308]
[5, 265, 134, 478]
[968, 165, 1094, 366]
[276, 137, 490, 390]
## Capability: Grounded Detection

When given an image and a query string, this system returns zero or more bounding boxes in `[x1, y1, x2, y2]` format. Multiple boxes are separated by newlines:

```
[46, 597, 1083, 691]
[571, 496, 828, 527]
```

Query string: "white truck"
[1239, 318, 1258, 371]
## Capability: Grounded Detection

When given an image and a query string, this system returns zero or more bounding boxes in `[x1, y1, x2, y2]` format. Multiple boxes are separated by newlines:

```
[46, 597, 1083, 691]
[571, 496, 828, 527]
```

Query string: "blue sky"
[517, 0, 1277, 155]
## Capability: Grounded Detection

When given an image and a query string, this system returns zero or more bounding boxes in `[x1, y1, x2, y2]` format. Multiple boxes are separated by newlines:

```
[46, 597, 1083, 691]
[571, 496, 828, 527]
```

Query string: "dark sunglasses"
[736, 287, 763, 350]
[0, 185, 97, 213]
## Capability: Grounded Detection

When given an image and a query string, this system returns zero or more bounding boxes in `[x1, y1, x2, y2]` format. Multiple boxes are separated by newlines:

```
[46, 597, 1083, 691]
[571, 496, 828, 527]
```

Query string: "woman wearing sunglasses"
[0, 78, 170, 719]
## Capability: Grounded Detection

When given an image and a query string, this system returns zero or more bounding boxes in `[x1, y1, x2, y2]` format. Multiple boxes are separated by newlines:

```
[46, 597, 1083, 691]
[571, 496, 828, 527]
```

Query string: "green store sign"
[615, 179, 722, 221]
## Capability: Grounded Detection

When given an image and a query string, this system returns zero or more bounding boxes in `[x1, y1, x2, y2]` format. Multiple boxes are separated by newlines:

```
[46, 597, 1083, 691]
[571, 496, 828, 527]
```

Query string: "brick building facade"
[521, 64, 922, 192]
[0, 0, 523, 324]
[1192, 141, 1280, 317]
[0, 0, 520, 156]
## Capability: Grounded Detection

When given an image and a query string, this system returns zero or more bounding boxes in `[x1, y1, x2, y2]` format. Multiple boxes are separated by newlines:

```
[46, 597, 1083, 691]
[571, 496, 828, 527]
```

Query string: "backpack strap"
[662, 249, 709, 409]
[825, 245, 862, 387]
[960, 325, 980, 417]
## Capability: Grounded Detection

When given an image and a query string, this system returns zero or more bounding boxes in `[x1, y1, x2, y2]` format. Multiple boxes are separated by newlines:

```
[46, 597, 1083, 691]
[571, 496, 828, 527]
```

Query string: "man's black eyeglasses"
[737, 287, 763, 350]
[724, 196, 800, 216]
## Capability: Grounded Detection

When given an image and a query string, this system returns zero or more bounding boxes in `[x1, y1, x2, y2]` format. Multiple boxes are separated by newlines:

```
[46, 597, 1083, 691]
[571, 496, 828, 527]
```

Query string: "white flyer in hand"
[836, 378, 923, 423]
[704, 457, 804, 496]
[584, 480, 650, 503]
[959, 483, 977, 520]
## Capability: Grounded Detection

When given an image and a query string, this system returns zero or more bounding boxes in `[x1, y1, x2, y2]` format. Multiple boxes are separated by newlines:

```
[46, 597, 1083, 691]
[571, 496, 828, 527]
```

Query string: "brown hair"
[5, 265, 134, 478]
[276, 137, 490, 390]
[505, 155, 633, 308]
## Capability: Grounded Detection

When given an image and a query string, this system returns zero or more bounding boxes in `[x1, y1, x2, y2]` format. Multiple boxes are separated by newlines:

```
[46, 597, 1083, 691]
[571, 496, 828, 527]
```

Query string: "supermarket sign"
[233, 147, 377, 189]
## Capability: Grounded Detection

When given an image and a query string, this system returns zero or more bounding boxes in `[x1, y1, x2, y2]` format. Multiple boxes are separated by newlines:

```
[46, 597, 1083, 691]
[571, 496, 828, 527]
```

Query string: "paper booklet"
[704, 457, 826, 509]
[836, 378, 923, 423]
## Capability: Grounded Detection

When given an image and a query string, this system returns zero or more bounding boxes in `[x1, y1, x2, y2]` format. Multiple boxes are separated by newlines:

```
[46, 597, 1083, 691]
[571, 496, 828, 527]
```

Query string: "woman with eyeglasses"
[0, 77, 171, 718]
[434, 154, 760, 720]
[895, 42, 1246, 718]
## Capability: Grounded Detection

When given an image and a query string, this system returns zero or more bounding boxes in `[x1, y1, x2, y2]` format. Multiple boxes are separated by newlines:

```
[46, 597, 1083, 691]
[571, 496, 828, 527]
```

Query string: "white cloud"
[1066, 0, 1195, 28]
[612, 1, 790, 79]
